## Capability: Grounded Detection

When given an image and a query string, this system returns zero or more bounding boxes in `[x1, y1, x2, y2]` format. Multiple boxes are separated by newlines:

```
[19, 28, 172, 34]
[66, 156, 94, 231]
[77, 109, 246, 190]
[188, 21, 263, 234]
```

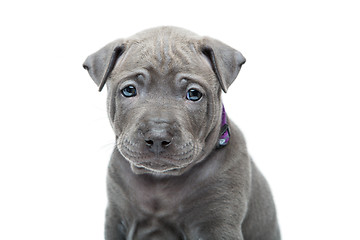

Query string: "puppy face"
[107, 37, 221, 175]
[83, 27, 245, 176]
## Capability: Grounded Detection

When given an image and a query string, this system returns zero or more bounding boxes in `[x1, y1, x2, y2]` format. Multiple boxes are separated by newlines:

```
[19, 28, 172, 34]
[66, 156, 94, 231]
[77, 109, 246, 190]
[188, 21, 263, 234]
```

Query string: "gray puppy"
[83, 27, 280, 240]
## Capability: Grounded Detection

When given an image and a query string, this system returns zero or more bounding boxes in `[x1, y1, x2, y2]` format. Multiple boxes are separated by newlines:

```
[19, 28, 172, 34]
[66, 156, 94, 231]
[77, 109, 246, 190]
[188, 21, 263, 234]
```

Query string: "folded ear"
[83, 40, 125, 92]
[201, 37, 246, 93]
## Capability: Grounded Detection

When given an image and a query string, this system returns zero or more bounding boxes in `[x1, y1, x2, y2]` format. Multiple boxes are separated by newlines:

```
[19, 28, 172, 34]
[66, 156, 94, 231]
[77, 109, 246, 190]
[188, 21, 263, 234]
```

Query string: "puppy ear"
[201, 37, 246, 93]
[83, 40, 125, 92]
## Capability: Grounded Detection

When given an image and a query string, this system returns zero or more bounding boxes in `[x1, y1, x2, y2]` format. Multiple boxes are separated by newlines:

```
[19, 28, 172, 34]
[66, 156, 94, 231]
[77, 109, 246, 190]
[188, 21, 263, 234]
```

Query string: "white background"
[0, 0, 359, 239]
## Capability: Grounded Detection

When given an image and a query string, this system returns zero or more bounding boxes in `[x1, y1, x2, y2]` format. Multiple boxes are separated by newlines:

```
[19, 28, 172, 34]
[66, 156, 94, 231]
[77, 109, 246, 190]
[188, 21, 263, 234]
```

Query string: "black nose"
[144, 129, 172, 154]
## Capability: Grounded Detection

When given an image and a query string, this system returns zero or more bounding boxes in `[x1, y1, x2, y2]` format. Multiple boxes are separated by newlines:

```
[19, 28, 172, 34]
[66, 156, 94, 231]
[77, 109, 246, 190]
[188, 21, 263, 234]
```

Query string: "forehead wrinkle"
[152, 33, 172, 74]
[149, 33, 198, 74]
[163, 34, 171, 69]
[156, 36, 163, 66]
[171, 43, 193, 68]
[122, 36, 208, 83]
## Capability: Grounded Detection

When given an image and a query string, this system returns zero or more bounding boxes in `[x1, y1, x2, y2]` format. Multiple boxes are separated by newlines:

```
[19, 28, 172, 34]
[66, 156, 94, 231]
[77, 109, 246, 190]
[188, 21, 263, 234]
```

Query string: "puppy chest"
[134, 191, 183, 218]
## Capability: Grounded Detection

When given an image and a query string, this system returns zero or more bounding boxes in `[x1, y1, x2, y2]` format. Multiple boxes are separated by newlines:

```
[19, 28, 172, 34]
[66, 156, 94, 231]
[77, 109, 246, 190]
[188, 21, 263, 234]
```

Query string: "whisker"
[100, 141, 116, 151]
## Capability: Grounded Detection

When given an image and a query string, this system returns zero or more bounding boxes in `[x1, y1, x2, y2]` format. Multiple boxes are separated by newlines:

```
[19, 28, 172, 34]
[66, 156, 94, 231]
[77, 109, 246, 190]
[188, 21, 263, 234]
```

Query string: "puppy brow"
[175, 73, 206, 87]
[118, 69, 150, 82]
[179, 78, 188, 86]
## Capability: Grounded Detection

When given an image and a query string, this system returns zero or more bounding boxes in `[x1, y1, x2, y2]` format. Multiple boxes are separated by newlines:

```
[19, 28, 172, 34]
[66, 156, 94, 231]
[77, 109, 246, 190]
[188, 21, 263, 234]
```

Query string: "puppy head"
[83, 27, 245, 176]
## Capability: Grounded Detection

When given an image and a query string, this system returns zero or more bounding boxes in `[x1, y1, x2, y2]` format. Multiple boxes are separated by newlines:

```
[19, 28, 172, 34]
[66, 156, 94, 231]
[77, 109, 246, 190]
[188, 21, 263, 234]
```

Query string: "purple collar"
[216, 104, 230, 149]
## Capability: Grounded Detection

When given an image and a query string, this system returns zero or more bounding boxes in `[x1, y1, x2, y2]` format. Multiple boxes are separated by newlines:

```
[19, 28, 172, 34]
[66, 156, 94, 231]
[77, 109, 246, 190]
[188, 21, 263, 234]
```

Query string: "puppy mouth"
[132, 161, 185, 173]
[125, 154, 193, 174]
[117, 136, 197, 175]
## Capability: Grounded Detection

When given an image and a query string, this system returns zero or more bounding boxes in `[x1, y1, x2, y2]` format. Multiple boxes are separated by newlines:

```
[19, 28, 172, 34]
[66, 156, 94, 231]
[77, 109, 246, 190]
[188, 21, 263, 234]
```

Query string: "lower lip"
[133, 163, 183, 173]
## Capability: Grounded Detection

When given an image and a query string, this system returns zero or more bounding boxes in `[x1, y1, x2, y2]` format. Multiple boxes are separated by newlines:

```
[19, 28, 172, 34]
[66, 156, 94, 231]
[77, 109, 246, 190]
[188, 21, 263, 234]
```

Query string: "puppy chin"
[117, 142, 198, 176]
[130, 162, 189, 176]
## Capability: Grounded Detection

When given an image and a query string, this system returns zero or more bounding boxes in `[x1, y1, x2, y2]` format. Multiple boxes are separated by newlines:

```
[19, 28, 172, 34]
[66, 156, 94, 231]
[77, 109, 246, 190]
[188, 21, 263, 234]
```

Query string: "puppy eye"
[121, 85, 137, 97]
[186, 89, 202, 101]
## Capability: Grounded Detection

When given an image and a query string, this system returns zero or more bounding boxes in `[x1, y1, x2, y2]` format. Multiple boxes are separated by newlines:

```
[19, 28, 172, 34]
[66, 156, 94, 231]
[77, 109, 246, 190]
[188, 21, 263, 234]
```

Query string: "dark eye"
[121, 85, 137, 97]
[186, 89, 203, 101]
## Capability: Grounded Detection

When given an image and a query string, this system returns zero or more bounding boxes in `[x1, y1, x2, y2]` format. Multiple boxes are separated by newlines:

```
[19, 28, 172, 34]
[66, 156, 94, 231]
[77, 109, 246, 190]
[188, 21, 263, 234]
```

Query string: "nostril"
[161, 140, 171, 147]
[145, 140, 153, 146]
